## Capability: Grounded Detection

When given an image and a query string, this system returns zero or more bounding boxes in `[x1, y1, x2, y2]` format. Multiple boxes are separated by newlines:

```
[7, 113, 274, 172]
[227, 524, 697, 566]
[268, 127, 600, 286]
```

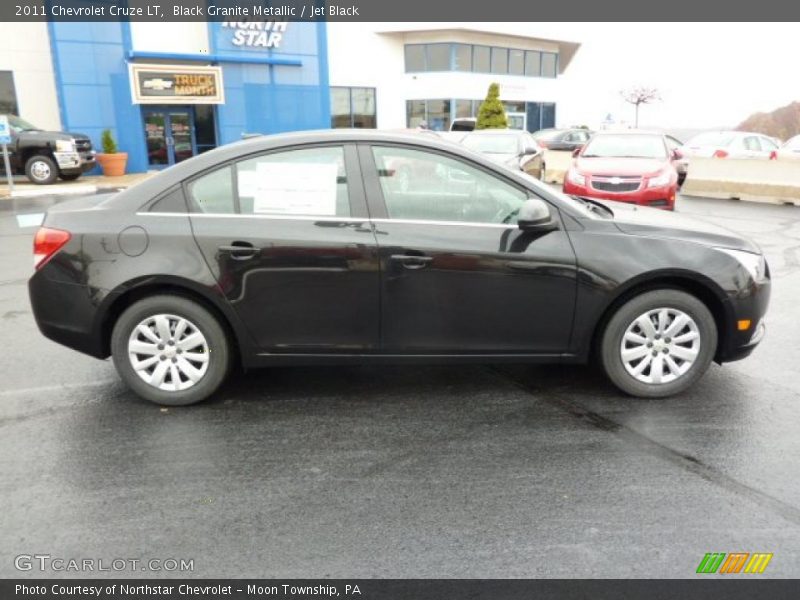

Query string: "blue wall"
[208, 21, 331, 144]
[48, 20, 149, 173]
[48, 19, 331, 173]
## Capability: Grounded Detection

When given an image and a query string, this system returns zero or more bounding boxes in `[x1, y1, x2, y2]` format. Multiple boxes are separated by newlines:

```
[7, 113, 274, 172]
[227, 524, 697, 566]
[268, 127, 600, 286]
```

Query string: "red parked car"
[563, 131, 680, 210]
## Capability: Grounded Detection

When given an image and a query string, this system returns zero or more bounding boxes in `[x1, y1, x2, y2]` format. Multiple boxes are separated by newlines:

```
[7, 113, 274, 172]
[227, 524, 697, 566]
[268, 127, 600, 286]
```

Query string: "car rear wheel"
[111, 295, 231, 406]
[25, 155, 58, 185]
[600, 290, 717, 398]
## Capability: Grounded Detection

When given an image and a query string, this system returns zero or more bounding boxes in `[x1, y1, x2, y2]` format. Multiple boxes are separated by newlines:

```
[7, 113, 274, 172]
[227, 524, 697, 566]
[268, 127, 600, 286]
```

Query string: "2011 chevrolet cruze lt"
[28, 131, 770, 406]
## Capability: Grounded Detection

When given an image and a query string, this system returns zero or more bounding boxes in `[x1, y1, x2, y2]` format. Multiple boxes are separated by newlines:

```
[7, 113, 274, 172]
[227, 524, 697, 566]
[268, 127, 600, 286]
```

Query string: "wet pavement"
[1, 192, 799, 578]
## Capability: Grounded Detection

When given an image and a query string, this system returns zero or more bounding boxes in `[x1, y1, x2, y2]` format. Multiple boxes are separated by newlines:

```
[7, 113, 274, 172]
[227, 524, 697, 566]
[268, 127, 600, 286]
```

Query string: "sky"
[398, 22, 800, 131]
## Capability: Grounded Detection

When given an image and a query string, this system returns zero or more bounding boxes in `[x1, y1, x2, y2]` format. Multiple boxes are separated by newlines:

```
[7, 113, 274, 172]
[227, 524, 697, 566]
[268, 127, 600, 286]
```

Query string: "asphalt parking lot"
[1, 192, 799, 578]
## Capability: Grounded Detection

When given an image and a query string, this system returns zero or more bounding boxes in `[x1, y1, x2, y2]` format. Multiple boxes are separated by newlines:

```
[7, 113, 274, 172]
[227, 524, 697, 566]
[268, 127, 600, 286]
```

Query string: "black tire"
[58, 173, 82, 181]
[25, 155, 59, 185]
[111, 295, 231, 406]
[600, 289, 717, 398]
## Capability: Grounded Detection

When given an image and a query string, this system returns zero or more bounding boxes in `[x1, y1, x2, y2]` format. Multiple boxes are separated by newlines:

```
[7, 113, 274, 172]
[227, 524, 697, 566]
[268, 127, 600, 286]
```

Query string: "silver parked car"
[681, 131, 780, 160]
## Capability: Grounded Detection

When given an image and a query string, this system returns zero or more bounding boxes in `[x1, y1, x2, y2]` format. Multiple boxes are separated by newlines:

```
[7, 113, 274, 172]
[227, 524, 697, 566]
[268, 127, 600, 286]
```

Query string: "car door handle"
[390, 254, 433, 270]
[218, 242, 258, 260]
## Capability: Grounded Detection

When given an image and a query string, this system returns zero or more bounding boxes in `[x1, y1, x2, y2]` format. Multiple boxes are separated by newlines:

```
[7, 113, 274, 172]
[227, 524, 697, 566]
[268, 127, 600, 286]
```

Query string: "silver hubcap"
[128, 314, 210, 391]
[31, 161, 51, 181]
[620, 308, 700, 384]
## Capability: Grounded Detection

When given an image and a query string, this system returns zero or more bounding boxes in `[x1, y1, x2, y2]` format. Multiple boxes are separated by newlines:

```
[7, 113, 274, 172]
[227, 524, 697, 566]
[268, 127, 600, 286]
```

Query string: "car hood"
[597, 200, 761, 253]
[481, 152, 519, 165]
[575, 157, 667, 176]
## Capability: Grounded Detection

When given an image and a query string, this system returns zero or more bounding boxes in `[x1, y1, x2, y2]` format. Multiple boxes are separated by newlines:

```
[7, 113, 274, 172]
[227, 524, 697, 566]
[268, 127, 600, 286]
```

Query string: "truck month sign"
[129, 64, 225, 104]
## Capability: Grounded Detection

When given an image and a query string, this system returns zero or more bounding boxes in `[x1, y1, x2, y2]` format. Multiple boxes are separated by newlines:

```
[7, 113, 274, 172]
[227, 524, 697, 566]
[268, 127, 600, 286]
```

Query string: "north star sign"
[221, 21, 289, 49]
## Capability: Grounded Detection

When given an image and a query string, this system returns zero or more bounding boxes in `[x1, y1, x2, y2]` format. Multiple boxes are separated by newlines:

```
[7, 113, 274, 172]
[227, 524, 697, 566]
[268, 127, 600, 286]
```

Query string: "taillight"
[769, 150, 778, 160]
[713, 149, 729, 158]
[33, 227, 71, 270]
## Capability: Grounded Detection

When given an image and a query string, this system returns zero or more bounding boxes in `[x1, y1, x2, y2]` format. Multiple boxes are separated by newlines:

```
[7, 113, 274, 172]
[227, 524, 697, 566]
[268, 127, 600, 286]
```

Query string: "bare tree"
[620, 86, 661, 128]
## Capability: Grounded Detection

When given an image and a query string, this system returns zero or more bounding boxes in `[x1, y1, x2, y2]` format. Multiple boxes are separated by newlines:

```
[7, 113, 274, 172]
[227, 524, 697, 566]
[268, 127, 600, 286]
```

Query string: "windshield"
[462, 134, 519, 155]
[531, 129, 561, 141]
[686, 132, 735, 147]
[581, 134, 667, 159]
[8, 115, 40, 133]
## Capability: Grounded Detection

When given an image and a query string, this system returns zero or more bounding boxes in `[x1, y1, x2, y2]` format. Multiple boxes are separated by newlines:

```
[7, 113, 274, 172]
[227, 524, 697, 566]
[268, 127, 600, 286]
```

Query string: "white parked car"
[775, 135, 800, 161]
[681, 131, 779, 160]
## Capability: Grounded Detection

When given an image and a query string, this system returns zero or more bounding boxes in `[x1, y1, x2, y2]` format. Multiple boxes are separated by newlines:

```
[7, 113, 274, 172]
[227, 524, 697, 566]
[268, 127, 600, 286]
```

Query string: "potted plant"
[96, 129, 128, 177]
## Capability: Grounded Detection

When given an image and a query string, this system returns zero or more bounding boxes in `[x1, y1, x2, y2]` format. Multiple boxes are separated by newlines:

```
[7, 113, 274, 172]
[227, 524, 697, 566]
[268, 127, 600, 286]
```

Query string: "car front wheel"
[111, 295, 231, 406]
[600, 289, 717, 398]
[25, 155, 59, 185]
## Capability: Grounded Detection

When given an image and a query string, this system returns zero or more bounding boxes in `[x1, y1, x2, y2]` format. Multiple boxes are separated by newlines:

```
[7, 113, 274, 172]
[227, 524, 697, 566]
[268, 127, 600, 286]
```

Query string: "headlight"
[567, 169, 586, 187]
[55, 139, 75, 152]
[716, 248, 767, 281]
[647, 170, 672, 188]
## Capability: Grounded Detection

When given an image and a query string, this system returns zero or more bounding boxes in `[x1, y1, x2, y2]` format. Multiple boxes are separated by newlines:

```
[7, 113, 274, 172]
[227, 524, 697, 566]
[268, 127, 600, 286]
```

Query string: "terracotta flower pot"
[96, 152, 128, 177]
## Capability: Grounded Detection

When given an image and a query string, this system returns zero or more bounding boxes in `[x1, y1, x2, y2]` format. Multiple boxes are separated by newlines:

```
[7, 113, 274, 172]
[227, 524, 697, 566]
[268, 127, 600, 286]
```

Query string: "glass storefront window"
[330, 87, 352, 128]
[454, 99, 474, 119]
[473, 46, 491, 73]
[453, 44, 472, 72]
[525, 51, 541, 76]
[491, 47, 508, 74]
[426, 44, 451, 71]
[405, 45, 425, 72]
[0, 71, 18, 115]
[509, 50, 525, 76]
[426, 99, 451, 131]
[351, 88, 376, 128]
[541, 53, 557, 78]
[331, 87, 377, 128]
[407, 100, 426, 129]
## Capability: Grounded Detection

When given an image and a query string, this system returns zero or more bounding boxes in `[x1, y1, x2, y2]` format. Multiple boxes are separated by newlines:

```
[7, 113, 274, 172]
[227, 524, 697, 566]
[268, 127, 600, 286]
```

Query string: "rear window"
[462, 134, 519, 154]
[686, 132, 736, 147]
[581, 134, 667, 159]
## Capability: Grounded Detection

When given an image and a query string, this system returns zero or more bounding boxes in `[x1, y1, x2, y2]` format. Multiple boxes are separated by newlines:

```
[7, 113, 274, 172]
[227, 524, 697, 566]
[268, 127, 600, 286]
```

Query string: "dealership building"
[0, 21, 580, 173]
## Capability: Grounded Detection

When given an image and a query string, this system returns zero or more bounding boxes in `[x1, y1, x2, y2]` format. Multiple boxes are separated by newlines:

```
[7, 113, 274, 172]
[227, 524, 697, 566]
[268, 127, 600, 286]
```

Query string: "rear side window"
[187, 167, 236, 214]
[187, 146, 349, 217]
[236, 146, 349, 217]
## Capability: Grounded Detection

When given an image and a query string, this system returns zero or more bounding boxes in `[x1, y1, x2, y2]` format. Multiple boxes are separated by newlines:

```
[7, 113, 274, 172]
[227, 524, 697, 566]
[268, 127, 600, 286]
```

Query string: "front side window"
[371, 146, 528, 225]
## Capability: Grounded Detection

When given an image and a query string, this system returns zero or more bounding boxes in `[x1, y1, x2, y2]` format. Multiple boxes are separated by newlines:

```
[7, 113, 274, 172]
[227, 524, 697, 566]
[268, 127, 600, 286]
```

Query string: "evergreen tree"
[476, 83, 508, 129]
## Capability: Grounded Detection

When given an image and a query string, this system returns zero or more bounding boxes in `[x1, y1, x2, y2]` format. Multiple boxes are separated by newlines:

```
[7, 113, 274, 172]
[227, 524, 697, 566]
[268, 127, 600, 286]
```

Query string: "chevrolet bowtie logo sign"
[142, 78, 174, 91]
[696, 552, 773, 574]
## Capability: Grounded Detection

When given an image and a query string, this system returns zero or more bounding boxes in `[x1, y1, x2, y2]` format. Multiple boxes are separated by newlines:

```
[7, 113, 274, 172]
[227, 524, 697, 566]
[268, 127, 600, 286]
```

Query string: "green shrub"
[101, 129, 118, 154]
[476, 83, 508, 130]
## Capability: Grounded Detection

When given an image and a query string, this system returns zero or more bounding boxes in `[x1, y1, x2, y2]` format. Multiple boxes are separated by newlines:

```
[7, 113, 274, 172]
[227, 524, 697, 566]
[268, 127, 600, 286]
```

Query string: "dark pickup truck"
[2, 115, 96, 184]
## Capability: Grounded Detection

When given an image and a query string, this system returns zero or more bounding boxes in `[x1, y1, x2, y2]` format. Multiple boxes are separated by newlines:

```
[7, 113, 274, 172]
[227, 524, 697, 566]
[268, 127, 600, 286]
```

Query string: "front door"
[186, 143, 380, 353]
[361, 144, 577, 354]
[143, 107, 197, 168]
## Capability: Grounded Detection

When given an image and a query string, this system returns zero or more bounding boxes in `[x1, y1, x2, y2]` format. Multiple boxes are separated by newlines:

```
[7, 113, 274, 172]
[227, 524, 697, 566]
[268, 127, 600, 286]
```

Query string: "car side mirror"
[518, 198, 557, 231]
[572, 147, 582, 158]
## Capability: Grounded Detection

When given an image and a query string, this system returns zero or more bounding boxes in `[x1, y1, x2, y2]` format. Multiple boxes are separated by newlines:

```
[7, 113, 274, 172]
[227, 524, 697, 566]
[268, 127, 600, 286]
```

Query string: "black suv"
[2, 115, 96, 185]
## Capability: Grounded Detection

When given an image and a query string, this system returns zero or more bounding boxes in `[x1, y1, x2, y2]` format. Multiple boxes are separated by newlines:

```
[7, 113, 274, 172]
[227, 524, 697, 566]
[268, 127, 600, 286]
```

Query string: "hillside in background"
[737, 101, 800, 140]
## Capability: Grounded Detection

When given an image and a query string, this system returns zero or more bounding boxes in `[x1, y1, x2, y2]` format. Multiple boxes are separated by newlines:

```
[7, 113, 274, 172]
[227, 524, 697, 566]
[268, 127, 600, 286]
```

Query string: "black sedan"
[533, 128, 593, 152]
[29, 130, 770, 406]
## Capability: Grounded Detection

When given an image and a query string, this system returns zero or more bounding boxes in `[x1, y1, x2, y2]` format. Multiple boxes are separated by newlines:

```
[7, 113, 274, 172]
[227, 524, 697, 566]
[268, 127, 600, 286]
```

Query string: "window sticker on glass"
[251, 162, 339, 216]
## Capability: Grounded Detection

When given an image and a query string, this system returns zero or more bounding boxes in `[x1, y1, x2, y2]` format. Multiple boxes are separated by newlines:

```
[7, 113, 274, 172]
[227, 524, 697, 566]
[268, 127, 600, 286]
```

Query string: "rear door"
[360, 143, 577, 355]
[186, 144, 380, 353]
